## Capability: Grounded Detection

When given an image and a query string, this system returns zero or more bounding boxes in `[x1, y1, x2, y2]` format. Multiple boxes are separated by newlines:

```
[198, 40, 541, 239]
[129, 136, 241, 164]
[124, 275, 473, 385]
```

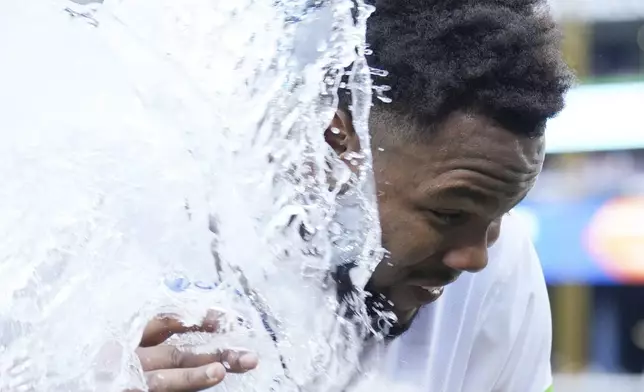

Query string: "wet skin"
[327, 109, 545, 325]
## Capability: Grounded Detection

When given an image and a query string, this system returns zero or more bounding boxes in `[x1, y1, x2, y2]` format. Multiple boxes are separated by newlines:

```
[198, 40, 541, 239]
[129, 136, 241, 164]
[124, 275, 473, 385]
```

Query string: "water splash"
[0, 0, 388, 391]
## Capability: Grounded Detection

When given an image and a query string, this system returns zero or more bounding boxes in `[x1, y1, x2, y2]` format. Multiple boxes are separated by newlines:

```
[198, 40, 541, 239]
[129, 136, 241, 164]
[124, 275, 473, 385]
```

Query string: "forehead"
[372, 111, 545, 211]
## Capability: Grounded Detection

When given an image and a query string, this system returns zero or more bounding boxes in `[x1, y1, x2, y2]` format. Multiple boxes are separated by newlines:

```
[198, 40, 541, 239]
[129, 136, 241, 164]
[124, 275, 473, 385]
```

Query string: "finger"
[137, 345, 258, 374]
[217, 348, 259, 373]
[140, 311, 222, 347]
[137, 346, 219, 372]
[145, 362, 226, 392]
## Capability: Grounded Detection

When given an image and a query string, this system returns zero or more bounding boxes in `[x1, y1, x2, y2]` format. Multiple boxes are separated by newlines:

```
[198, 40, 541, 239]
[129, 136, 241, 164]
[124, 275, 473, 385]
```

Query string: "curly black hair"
[342, 0, 573, 137]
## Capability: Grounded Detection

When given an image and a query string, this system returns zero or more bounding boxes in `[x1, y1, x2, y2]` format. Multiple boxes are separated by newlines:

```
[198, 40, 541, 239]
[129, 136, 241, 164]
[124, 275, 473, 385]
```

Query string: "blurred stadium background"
[522, 0, 644, 390]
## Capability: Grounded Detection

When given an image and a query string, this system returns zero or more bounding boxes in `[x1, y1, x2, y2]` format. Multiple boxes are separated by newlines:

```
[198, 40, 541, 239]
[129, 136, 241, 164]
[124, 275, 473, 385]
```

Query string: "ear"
[324, 109, 361, 162]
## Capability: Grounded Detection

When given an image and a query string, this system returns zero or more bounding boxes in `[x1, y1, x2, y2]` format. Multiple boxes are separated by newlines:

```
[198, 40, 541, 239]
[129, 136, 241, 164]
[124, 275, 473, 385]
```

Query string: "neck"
[384, 307, 419, 338]
[395, 307, 420, 327]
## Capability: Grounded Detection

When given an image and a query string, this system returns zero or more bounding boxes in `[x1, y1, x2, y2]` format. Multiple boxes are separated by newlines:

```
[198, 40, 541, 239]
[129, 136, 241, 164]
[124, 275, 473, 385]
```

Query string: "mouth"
[419, 286, 444, 294]
[405, 273, 460, 289]
[403, 273, 459, 305]
[406, 284, 444, 305]
[363, 270, 460, 315]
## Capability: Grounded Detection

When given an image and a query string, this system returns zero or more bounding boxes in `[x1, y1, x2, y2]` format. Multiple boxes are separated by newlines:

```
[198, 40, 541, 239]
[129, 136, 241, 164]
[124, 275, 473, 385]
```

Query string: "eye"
[427, 209, 468, 226]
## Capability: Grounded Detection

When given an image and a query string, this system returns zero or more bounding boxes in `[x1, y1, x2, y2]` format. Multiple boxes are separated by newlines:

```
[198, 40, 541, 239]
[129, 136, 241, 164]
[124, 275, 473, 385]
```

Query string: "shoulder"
[433, 211, 548, 325]
[414, 211, 550, 349]
[466, 211, 553, 391]
[448, 212, 546, 309]
[482, 210, 545, 291]
[388, 212, 552, 391]
[392, 212, 552, 391]
[479, 211, 550, 329]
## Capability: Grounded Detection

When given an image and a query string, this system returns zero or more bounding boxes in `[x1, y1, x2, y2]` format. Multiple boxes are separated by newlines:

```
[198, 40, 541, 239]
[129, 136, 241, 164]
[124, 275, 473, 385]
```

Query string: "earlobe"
[324, 109, 361, 159]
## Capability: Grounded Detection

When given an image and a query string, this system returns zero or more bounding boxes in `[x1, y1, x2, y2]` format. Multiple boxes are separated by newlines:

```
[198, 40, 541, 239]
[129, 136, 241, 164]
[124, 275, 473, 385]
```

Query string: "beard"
[333, 261, 412, 340]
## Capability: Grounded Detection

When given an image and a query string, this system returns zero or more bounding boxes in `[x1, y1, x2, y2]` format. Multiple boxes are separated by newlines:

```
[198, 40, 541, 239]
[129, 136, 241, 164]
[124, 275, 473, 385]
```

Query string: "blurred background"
[520, 1, 644, 390]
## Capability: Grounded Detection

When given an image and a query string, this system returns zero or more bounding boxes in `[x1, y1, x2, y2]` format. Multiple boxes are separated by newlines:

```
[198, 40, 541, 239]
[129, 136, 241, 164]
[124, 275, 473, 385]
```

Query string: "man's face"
[363, 111, 545, 320]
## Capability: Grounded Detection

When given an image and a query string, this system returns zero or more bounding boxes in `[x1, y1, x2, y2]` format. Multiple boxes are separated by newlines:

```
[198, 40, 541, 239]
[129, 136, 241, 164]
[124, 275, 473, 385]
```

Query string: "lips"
[365, 269, 459, 312]
[405, 274, 459, 288]
[420, 286, 444, 295]
[403, 272, 458, 305]
[409, 285, 444, 304]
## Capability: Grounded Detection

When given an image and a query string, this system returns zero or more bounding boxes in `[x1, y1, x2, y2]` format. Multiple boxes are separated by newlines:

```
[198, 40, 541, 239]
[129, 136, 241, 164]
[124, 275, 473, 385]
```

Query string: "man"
[136, 0, 571, 390]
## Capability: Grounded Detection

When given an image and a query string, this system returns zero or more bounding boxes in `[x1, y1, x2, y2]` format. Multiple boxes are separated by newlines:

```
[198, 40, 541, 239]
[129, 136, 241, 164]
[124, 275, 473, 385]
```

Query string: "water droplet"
[369, 67, 389, 77]
[330, 127, 340, 135]
[372, 85, 391, 104]
[344, 151, 363, 160]
[377, 147, 385, 152]
[164, 276, 191, 292]
[376, 96, 392, 103]
[317, 41, 328, 52]
[64, 7, 99, 27]
[194, 281, 217, 290]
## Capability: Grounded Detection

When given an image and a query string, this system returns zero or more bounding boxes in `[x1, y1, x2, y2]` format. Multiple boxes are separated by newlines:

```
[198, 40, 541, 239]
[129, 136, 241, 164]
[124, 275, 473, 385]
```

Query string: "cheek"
[373, 202, 440, 284]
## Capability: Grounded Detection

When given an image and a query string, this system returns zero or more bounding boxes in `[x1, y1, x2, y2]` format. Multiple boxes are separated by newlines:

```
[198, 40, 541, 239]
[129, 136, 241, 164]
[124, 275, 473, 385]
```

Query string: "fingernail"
[239, 352, 259, 370]
[206, 363, 225, 381]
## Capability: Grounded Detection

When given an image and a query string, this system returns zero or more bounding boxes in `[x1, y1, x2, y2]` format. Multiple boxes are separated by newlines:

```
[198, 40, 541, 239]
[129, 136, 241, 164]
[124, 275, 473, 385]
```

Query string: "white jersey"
[359, 212, 553, 392]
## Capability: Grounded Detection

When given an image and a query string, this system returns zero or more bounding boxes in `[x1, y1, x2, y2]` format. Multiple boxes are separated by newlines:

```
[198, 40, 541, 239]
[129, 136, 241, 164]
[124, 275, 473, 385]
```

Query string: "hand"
[131, 312, 258, 392]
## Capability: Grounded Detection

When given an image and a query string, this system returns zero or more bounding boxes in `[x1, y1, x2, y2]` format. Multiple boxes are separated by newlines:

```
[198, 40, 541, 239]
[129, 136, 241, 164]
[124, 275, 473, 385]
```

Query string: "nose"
[441, 221, 501, 273]
[442, 241, 489, 273]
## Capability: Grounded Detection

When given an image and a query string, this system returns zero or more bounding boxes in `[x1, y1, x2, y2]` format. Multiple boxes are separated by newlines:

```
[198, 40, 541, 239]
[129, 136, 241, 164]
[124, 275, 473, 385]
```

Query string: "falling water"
[0, 0, 391, 391]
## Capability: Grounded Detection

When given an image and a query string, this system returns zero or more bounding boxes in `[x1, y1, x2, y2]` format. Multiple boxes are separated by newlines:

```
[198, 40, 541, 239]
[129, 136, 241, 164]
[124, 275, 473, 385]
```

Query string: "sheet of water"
[0, 0, 398, 391]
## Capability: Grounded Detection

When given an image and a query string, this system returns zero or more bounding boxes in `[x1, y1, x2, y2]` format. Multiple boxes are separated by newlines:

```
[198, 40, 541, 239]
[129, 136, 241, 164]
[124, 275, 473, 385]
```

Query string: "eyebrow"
[422, 185, 498, 214]
[431, 186, 491, 204]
